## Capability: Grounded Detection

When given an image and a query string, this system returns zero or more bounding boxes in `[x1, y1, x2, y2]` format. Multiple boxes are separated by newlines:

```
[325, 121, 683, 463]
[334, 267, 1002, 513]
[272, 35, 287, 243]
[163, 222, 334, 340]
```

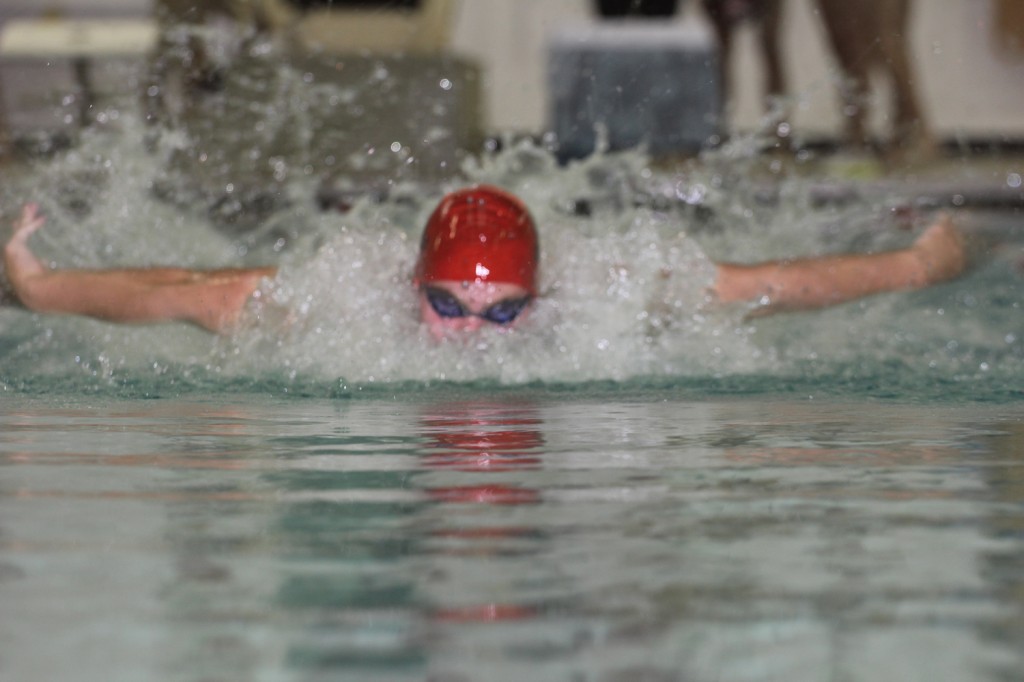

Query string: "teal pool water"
[2, 100, 1023, 680]
[2, 393, 1023, 681]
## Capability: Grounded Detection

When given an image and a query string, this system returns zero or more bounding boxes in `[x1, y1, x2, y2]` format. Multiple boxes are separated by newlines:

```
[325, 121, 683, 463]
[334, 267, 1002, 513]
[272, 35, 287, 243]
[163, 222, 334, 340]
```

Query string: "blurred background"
[2, 0, 1023, 181]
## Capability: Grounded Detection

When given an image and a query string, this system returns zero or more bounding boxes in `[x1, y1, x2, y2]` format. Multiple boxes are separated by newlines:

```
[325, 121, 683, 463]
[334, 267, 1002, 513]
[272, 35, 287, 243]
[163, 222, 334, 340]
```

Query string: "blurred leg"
[875, 0, 933, 155]
[814, 0, 873, 149]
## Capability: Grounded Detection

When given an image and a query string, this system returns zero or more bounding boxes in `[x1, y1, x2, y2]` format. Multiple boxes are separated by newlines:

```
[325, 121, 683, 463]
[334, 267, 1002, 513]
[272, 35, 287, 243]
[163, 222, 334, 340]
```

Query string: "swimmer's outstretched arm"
[4, 203, 276, 333]
[711, 213, 966, 312]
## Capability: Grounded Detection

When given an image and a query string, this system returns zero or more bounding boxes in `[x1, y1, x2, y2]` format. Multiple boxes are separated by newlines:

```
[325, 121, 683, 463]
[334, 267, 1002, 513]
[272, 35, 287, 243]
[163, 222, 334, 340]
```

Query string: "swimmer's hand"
[907, 213, 967, 286]
[5, 203, 48, 282]
[13, 202, 46, 238]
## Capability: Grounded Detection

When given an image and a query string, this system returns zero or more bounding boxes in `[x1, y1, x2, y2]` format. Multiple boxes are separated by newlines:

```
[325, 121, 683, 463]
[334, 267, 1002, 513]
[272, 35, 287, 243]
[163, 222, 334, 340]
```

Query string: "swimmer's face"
[419, 280, 533, 339]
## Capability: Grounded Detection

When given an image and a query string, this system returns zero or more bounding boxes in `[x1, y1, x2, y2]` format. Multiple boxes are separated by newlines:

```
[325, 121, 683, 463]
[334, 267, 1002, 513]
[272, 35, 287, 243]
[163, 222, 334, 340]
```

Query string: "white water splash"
[1, 103, 1019, 389]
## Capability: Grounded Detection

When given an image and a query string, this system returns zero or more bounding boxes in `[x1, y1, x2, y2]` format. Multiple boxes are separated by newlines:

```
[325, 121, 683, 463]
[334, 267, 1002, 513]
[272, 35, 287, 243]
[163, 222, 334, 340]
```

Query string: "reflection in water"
[2, 398, 1024, 680]
[261, 409, 425, 675]
[417, 401, 545, 635]
[233, 399, 552, 677]
[979, 422, 1024, 652]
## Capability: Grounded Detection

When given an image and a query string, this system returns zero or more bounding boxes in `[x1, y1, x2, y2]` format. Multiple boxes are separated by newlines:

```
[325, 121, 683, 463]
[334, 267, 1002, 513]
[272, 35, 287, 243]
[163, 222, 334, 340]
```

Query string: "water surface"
[2, 394, 1023, 681]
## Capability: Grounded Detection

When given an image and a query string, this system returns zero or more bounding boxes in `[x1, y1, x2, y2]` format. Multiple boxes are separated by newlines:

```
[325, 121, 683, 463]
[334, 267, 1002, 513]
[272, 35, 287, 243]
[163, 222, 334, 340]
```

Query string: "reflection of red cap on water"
[427, 484, 540, 505]
[416, 185, 539, 295]
[433, 603, 536, 622]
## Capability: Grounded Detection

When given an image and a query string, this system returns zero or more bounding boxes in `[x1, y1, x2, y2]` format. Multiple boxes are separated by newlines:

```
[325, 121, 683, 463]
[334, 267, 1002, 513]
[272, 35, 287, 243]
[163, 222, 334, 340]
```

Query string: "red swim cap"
[416, 185, 539, 294]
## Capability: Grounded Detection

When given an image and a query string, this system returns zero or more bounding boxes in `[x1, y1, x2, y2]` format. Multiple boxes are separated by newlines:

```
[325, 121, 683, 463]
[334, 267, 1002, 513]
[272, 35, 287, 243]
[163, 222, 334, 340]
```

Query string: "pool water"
[2, 393, 1024, 681]
[2, 60, 1023, 679]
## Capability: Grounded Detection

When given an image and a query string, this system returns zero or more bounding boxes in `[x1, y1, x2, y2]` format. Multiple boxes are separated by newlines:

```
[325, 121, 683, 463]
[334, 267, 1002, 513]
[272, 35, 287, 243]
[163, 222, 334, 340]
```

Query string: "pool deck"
[795, 150, 1024, 211]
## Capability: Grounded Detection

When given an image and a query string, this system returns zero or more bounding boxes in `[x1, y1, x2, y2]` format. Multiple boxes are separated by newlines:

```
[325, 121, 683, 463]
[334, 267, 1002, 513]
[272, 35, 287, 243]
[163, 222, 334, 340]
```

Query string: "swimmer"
[3, 185, 967, 335]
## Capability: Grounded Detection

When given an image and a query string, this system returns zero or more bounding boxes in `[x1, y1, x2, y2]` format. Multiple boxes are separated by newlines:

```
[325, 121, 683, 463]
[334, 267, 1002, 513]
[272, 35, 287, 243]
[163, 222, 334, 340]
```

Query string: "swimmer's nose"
[461, 316, 484, 332]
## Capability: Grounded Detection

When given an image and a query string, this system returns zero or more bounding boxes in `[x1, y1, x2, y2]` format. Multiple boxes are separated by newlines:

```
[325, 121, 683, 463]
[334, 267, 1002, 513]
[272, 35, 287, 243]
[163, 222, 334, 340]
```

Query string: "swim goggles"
[422, 286, 532, 325]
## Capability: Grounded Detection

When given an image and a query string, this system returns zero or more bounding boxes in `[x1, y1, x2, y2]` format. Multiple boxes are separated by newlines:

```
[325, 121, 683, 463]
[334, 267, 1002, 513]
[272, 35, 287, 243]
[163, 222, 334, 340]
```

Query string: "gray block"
[548, 22, 720, 160]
